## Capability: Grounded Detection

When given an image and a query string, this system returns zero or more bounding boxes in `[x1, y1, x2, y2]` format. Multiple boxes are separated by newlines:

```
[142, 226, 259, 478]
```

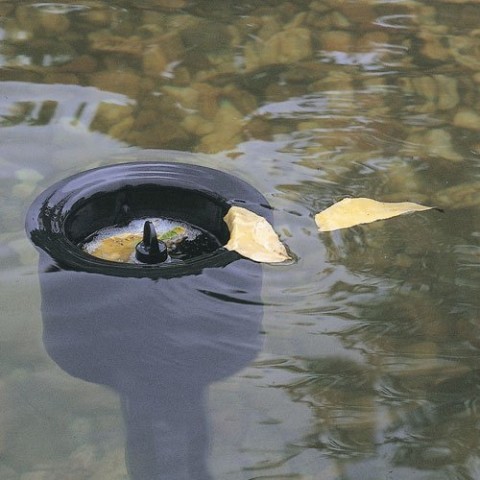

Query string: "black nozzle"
[135, 221, 168, 264]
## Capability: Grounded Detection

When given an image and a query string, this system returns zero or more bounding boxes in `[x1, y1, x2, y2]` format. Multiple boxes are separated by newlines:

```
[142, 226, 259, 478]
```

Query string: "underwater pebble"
[81, 8, 113, 27]
[435, 75, 459, 110]
[244, 27, 312, 70]
[394, 253, 414, 269]
[55, 54, 97, 73]
[223, 85, 258, 115]
[90, 101, 135, 133]
[453, 108, 480, 130]
[143, 45, 168, 76]
[38, 10, 70, 35]
[382, 162, 424, 194]
[195, 83, 221, 119]
[419, 29, 451, 61]
[320, 30, 352, 51]
[255, 16, 281, 41]
[15, 6, 70, 36]
[128, 116, 191, 149]
[89, 71, 141, 97]
[449, 33, 480, 70]
[108, 116, 135, 140]
[412, 76, 437, 102]
[15, 168, 43, 183]
[162, 85, 199, 109]
[424, 129, 462, 161]
[405, 129, 462, 162]
[433, 181, 480, 209]
[89, 31, 143, 56]
[182, 114, 215, 136]
[14, 5, 42, 32]
[326, 10, 351, 29]
[338, 2, 376, 26]
[181, 20, 232, 52]
[43, 72, 78, 84]
[0, 3, 13, 16]
[197, 100, 244, 153]
[244, 117, 272, 140]
[269, 27, 313, 62]
[1, 0, 479, 160]
[401, 74, 459, 112]
[12, 182, 37, 199]
[3, 19, 33, 43]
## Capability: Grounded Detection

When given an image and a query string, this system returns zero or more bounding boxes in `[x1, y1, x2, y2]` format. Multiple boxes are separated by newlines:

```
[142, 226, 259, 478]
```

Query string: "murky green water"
[1, 1, 480, 478]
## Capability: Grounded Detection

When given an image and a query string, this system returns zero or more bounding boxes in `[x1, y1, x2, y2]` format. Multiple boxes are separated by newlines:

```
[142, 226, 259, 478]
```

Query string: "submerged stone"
[143, 45, 168, 76]
[244, 27, 312, 71]
[453, 108, 480, 131]
[89, 31, 143, 56]
[89, 71, 141, 98]
[433, 181, 480, 209]
[90, 102, 135, 133]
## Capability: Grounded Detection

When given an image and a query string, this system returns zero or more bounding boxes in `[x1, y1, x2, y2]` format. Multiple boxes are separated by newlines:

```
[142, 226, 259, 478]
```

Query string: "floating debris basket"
[25, 162, 270, 480]
[27, 162, 271, 276]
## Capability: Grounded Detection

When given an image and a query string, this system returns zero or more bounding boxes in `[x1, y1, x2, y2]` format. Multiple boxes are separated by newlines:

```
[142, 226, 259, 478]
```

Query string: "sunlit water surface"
[1, 1, 480, 479]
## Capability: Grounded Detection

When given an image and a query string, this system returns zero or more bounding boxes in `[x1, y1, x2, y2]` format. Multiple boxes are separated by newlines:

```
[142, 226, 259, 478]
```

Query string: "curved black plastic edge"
[26, 162, 270, 279]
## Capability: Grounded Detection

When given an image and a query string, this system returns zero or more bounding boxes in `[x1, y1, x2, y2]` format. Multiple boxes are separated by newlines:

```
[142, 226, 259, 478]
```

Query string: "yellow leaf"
[86, 226, 187, 262]
[89, 233, 142, 262]
[223, 206, 290, 263]
[315, 198, 433, 232]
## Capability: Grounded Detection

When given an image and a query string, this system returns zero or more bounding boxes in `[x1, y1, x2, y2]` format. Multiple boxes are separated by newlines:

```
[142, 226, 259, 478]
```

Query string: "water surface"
[1, 1, 480, 479]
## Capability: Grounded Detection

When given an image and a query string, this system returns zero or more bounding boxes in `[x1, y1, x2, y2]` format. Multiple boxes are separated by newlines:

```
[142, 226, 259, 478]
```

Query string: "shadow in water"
[37, 253, 263, 480]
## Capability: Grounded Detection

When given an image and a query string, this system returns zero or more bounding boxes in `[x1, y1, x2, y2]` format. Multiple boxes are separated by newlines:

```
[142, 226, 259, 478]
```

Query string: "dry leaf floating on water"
[315, 198, 434, 232]
[223, 206, 290, 263]
[85, 225, 188, 262]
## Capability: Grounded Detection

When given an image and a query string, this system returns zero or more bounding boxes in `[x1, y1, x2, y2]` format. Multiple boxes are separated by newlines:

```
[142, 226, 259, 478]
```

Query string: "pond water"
[1, 0, 480, 479]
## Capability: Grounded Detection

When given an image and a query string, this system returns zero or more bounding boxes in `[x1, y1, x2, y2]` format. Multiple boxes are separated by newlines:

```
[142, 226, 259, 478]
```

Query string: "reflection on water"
[37, 253, 263, 480]
[1, 0, 480, 479]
